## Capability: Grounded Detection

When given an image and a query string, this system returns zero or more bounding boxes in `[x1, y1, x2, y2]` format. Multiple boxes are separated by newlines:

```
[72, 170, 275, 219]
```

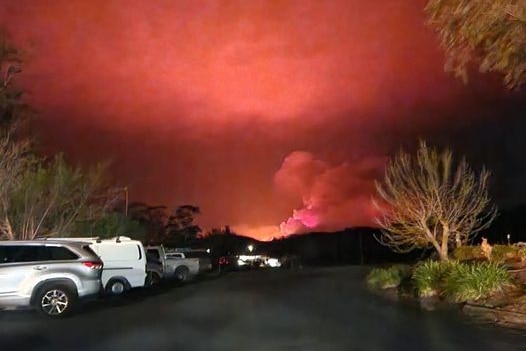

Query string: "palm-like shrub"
[444, 262, 512, 302]
[366, 266, 405, 290]
[413, 261, 451, 297]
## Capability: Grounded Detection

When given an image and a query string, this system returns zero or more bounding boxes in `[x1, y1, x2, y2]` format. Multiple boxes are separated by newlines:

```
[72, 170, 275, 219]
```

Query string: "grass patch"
[366, 266, 406, 290]
[413, 261, 451, 297]
[443, 261, 512, 303]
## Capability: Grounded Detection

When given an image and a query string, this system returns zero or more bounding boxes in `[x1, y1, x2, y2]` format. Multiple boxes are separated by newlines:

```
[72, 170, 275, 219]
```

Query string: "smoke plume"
[274, 151, 385, 235]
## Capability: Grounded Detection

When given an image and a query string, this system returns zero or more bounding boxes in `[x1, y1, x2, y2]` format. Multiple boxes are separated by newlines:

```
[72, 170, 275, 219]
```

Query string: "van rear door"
[90, 242, 146, 288]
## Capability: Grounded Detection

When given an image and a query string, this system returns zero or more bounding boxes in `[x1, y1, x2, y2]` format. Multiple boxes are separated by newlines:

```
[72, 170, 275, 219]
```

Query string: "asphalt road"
[1, 266, 525, 351]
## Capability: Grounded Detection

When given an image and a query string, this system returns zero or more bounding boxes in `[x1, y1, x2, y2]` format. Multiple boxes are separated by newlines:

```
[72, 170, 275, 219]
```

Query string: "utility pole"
[123, 187, 129, 218]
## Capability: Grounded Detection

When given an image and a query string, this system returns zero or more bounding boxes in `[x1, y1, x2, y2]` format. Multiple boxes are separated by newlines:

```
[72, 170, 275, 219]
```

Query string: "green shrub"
[443, 262, 512, 302]
[366, 266, 405, 290]
[413, 261, 451, 297]
[453, 244, 526, 264]
[491, 245, 525, 264]
[452, 246, 484, 261]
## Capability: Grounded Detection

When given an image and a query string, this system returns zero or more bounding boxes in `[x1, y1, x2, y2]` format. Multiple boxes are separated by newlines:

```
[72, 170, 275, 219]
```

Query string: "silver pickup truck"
[145, 245, 211, 284]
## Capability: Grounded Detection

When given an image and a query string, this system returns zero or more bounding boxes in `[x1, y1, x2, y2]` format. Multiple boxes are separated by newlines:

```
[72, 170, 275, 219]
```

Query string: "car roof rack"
[43, 236, 133, 243]
[43, 237, 101, 243]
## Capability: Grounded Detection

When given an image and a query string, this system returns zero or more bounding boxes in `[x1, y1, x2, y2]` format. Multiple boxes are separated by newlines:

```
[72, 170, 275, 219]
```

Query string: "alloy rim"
[41, 289, 69, 315]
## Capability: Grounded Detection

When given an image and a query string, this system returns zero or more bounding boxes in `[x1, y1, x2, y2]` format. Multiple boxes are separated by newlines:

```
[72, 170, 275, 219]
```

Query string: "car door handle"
[34, 266, 47, 271]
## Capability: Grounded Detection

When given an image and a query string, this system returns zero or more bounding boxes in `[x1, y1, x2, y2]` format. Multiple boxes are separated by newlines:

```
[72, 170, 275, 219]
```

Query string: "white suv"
[0, 241, 103, 317]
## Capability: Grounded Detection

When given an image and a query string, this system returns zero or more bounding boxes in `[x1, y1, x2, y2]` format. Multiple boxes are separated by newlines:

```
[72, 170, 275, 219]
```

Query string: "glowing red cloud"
[0, 0, 508, 241]
[0, 0, 452, 131]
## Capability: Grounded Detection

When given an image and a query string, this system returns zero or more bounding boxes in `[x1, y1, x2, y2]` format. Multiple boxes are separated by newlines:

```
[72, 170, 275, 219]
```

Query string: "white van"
[47, 237, 147, 296]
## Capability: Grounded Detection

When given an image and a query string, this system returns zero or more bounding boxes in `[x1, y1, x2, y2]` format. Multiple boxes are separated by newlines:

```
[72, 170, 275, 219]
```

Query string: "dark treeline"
[104, 198, 526, 266]
[196, 205, 526, 266]
[198, 227, 424, 266]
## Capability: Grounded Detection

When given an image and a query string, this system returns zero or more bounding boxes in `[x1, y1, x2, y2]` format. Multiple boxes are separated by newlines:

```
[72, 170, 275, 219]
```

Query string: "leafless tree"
[0, 149, 114, 240]
[0, 33, 116, 240]
[374, 141, 497, 261]
[0, 134, 31, 240]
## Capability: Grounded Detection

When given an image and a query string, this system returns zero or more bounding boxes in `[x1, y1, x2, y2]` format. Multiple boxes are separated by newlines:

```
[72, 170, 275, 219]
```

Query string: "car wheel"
[105, 279, 127, 296]
[174, 266, 190, 282]
[146, 271, 161, 287]
[36, 285, 77, 318]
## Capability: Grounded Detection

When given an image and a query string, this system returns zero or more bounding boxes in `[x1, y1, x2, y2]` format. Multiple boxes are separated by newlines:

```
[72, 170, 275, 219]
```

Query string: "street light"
[507, 234, 511, 245]
[247, 244, 254, 253]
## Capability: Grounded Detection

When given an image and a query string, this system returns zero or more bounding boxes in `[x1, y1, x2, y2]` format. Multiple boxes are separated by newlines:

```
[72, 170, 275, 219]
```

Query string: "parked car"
[166, 249, 213, 273]
[146, 246, 211, 284]
[145, 247, 165, 286]
[216, 255, 237, 272]
[0, 240, 103, 317]
[48, 237, 147, 296]
[236, 254, 282, 269]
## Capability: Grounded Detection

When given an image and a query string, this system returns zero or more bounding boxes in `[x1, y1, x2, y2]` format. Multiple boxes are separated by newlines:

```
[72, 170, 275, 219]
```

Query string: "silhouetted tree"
[202, 226, 235, 255]
[165, 205, 201, 246]
[375, 141, 497, 261]
[127, 202, 168, 243]
[74, 212, 147, 241]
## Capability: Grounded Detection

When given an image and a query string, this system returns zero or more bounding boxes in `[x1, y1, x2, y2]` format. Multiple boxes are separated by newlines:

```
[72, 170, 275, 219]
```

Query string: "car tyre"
[174, 266, 190, 282]
[105, 279, 128, 296]
[35, 284, 77, 318]
[146, 271, 161, 287]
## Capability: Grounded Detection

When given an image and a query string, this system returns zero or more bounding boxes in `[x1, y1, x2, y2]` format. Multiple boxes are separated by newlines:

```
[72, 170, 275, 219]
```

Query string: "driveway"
[0, 266, 524, 351]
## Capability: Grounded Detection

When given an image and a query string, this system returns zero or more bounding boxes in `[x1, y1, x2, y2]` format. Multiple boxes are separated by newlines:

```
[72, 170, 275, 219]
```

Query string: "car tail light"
[83, 261, 103, 269]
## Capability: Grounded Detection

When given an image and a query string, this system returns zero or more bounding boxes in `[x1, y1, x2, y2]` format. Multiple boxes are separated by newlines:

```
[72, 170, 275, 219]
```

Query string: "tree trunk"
[455, 232, 462, 248]
[1, 216, 14, 240]
[439, 246, 449, 261]
[440, 224, 450, 261]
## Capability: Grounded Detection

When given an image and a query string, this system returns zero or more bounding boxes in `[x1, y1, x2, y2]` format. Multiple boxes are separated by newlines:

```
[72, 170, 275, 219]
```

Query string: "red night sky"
[0, 0, 520, 240]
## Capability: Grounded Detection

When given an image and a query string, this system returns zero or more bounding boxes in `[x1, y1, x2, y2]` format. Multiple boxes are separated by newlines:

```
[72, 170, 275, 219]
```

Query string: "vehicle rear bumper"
[199, 265, 212, 273]
[78, 279, 102, 298]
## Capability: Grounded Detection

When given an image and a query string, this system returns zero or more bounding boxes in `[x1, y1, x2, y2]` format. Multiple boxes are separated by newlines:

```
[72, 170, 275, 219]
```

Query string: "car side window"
[0, 245, 79, 264]
[0, 245, 42, 263]
[0, 246, 10, 263]
[137, 245, 142, 260]
[46, 246, 79, 260]
[147, 249, 160, 261]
